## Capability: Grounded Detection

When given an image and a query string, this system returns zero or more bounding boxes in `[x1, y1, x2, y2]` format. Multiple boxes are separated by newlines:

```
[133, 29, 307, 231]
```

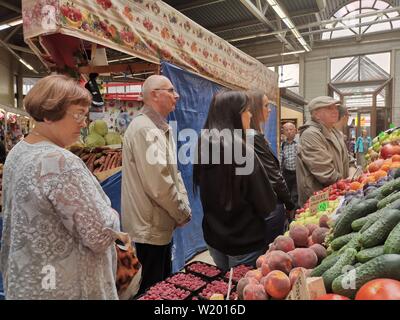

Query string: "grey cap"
[307, 96, 346, 117]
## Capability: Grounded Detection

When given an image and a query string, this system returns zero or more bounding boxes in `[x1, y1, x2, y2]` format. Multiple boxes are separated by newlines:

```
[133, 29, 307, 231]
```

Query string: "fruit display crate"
[195, 278, 237, 300]
[223, 264, 253, 283]
[165, 272, 208, 294]
[135, 281, 192, 300]
[184, 261, 222, 281]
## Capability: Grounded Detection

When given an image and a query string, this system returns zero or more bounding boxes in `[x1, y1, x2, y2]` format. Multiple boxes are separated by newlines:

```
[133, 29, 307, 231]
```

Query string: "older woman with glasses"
[0, 75, 128, 299]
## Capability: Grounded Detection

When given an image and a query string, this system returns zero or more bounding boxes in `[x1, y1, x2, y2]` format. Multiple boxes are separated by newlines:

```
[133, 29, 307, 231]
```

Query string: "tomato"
[355, 279, 400, 300]
[314, 294, 350, 300]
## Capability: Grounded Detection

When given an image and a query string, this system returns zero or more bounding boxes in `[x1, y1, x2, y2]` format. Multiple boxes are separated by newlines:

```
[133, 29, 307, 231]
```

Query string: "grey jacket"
[121, 106, 191, 245]
[296, 120, 350, 207]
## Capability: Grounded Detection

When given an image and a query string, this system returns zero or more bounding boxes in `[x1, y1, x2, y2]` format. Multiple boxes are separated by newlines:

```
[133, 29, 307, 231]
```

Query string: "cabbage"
[85, 133, 106, 148]
[92, 119, 108, 137]
[89, 122, 96, 134]
[104, 132, 122, 145]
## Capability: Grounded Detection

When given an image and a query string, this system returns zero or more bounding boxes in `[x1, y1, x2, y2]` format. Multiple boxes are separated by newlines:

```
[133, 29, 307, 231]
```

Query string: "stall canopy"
[21, 0, 278, 101]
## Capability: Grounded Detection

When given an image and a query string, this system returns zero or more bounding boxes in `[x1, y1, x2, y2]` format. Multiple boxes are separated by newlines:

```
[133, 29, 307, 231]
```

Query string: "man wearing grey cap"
[296, 96, 351, 207]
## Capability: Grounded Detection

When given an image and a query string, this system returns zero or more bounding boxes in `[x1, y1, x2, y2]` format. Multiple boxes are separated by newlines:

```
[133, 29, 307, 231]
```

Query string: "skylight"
[322, 0, 399, 40]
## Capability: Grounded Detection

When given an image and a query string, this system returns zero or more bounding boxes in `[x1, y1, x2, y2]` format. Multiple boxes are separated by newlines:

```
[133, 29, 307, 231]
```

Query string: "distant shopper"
[355, 129, 372, 169]
[280, 122, 299, 210]
[296, 96, 350, 207]
[193, 90, 276, 271]
[0, 75, 128, 299]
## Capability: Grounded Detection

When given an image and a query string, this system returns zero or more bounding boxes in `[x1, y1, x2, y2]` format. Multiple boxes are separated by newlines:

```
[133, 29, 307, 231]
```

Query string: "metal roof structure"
[1, 0, 400, 74]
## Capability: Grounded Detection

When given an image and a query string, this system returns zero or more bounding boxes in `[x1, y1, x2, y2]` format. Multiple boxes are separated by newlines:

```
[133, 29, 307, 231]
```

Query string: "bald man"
[122, 75, 192, 295]
[280, 122, 299, 211]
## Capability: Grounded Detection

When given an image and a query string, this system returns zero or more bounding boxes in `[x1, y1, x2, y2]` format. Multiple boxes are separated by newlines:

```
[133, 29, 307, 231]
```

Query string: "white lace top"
[0, 141, 120, 299]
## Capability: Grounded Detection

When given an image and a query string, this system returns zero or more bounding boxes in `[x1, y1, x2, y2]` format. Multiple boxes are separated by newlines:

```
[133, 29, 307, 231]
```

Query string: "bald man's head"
[141, 75, 179, 117]
[142, 75, 170, 100]
[283, 122, 297, 141]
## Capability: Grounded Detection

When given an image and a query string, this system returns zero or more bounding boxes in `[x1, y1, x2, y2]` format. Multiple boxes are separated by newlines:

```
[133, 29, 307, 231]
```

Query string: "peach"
[245, 269, 263, 282]
[263, 270, 291, 299]
[319, 215, 330, 228]
[289, 225, 309, 247]
[273, 236, 295, 253]
[305, 224, 319, 235]
[307, 235, 314, 247]
[311, 227, 329, 245]
[289, 267, 307, 287]
[243, 283, 268, 300]
[261, 261, 271, 276]
[309, 243, 327, 263]
[256, 254, 268, 268]
[267, 250, 293, 274]
[237, 277, 259, 299]
[288, 248, 318, 269]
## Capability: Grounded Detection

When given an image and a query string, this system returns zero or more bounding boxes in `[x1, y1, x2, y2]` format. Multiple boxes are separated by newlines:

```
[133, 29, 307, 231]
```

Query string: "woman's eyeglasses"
[66, 111, 87, 123]
[154, 88, 176, 93]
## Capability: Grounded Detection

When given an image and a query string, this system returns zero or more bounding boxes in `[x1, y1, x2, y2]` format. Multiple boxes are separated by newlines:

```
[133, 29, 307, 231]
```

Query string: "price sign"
[318, 202, 328, 212]
[309, 191, 329, 215]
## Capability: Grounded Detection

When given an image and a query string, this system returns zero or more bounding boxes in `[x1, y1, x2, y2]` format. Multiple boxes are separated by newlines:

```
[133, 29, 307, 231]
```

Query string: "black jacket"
[253, 132, 295, 210]
[196, 145, 277, 256]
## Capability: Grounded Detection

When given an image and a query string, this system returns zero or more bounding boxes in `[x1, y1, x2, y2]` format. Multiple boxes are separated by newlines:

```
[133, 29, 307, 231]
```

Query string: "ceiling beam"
[211, 20, 264, 34]
[239, 0, 297, 53]
[6, 43, 35, 55]
[174, 0, 225, 12]
[233, 6, 400, 41]
[0, 0, 21, 13]
[78, 62, 158, 75]
[2, 25, 22, 43]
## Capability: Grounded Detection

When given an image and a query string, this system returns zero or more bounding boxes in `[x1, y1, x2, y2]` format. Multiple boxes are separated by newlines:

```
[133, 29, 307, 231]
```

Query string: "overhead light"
[108, 56, 135, 63]
[19, 58, 34, 71]
[267, 0, 278, 6]
[256, 53, 280, 59]
[282, 17, 294, 29]
[0, 24, 11, 31]
[281, 50, 305, 56]
[272, 5, 286, 19]
[9, 19, 23, 26]
[291, 29, 302, 38]
[0, 18, 23, 31]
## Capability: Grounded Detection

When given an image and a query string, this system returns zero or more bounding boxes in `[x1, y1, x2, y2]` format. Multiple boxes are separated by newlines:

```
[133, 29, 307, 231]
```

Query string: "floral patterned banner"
[22, 0, 278, 101]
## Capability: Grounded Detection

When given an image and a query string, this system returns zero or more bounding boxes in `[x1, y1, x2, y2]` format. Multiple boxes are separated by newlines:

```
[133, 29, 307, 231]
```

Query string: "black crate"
[165, 272, 208, 293]
[185, 261, 222, 280]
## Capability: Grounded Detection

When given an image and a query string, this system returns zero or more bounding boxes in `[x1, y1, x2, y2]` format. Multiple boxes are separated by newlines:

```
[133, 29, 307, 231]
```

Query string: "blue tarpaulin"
[161, 61, 224, 272]
[264, 104, 278, 156]
[100, 171, 122, 221]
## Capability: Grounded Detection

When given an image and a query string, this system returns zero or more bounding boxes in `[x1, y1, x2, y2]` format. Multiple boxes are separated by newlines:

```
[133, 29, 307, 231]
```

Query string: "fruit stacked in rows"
[186, 261, 222, 279]
[141, 281, 191, 300]
[166, 273, 207, 292]
[224, 264, 253, 283]
[198, 279, 236, 300]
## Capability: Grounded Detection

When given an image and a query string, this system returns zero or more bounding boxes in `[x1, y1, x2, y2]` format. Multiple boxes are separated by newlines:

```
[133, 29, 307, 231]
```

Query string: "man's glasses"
[66, 111, 87, 124]
[154, 88, 177, 93]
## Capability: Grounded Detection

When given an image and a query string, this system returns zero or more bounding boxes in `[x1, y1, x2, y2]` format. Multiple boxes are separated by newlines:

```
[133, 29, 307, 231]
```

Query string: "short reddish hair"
[24, 74, 91, 122]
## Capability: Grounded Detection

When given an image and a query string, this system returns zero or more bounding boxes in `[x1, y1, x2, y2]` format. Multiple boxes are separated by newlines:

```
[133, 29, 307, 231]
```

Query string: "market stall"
[21, 0, 279, 272]
[137, 127, 400, 300]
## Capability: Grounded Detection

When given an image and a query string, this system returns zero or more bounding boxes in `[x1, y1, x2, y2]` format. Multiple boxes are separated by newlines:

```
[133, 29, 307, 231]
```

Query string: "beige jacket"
[296, 120, 350, 207]
[121, 106, 191, 245]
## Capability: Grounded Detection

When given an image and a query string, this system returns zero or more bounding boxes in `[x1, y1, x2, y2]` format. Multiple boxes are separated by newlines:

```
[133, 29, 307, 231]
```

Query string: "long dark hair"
[193, 90, 252, 211]
[247, 89, 267, 133]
